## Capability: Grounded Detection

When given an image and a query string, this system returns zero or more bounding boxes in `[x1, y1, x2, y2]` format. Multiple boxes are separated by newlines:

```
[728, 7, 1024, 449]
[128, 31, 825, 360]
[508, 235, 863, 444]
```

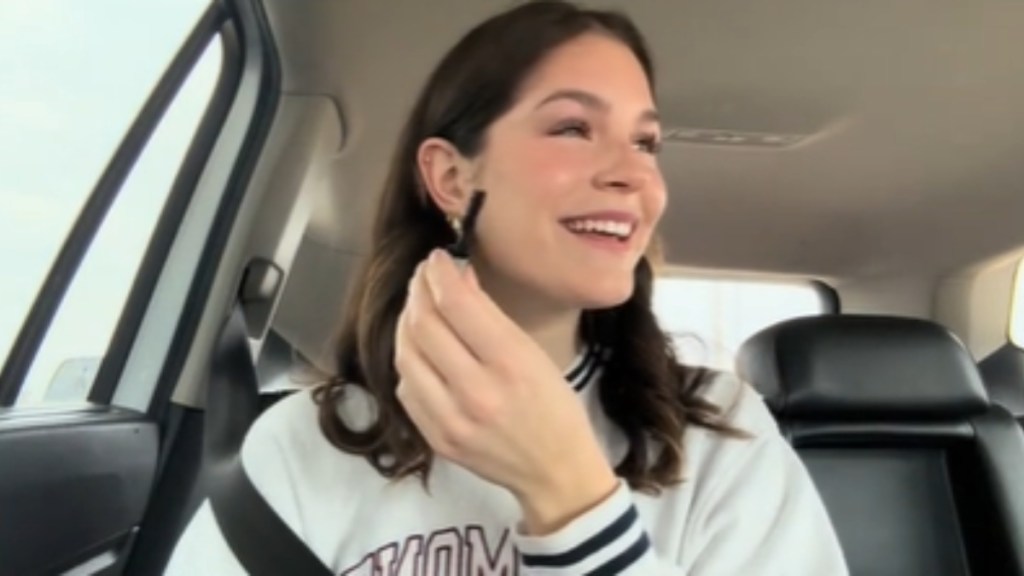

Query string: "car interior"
[1, 0, 1024, 575]
[738, 315, 1024, 576]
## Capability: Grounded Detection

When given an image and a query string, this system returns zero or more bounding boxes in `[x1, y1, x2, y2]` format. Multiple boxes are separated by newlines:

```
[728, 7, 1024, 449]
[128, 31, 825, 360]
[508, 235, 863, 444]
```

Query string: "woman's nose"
[593, 146, 654, 193]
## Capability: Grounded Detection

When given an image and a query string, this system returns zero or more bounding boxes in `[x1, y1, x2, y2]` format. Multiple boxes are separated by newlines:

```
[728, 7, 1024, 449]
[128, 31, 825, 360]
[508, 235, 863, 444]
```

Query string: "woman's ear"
[417, 137, 473, 216]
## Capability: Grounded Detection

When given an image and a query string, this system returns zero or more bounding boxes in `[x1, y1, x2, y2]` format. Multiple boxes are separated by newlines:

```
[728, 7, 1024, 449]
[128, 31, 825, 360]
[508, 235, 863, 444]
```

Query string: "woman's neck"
[474, 270, 582, 371]
[517, 307, 581, 372]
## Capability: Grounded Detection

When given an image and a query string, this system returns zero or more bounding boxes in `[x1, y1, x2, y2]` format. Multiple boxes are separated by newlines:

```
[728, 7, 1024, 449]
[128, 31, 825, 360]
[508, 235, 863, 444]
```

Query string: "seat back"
[738, 315, 1024, 576]
[979, 343, 1024, 426]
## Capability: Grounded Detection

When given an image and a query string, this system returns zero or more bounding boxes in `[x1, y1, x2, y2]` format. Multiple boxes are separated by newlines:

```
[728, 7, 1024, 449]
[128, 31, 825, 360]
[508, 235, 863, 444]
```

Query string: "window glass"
[653, 276, 829, 370]
[0, 0, 217, 405]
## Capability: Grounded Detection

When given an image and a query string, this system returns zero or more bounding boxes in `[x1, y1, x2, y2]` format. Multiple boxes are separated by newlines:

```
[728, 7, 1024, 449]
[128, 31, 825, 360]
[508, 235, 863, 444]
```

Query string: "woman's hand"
[394, 249, 618, 534]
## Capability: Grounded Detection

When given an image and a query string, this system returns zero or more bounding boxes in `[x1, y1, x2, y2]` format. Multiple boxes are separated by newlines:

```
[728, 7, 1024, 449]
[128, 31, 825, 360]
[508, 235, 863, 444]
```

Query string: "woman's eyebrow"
[534, 88, 659, 123]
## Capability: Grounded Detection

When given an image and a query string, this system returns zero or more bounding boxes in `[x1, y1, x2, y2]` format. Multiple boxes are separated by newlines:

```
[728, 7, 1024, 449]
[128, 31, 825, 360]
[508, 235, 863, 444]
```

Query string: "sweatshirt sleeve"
[510, 480, 655, 575]
[511, 381, 849, 576]
[681, 430, 849, 575]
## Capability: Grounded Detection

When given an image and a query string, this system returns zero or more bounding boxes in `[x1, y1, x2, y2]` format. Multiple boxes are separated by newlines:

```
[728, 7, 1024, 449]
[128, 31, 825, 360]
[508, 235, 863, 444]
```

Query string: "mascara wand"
[445, 190, 487, 264]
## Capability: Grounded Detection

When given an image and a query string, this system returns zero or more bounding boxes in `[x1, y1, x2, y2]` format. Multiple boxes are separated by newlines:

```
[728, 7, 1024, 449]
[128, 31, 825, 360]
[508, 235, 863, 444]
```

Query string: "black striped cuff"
[513, 482, 652, 574]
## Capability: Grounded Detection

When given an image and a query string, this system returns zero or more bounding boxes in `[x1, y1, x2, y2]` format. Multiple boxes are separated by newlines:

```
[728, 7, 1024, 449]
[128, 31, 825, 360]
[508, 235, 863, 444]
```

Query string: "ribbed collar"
[563, 345, 605, 392]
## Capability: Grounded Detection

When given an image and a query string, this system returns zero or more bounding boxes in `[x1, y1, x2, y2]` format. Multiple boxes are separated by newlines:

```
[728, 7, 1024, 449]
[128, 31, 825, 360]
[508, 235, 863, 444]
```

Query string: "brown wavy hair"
[314, 0, 743, 494]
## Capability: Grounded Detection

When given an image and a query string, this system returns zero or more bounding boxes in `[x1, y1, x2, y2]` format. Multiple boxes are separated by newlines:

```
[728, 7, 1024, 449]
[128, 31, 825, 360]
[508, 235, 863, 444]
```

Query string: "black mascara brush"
[446, 190, 487, 265]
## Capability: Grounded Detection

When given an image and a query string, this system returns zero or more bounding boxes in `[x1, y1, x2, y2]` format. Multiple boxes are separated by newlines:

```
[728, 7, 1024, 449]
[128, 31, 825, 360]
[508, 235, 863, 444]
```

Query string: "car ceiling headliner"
[262, 0, 1024, 280]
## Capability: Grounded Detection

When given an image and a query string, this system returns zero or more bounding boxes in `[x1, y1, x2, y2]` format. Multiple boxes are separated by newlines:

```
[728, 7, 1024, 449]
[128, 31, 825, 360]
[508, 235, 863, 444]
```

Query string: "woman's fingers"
[406, 263, 501, 424]
[422, 250, 531, 366]
[406, 265, 485, 389]
[394, 253, 610, 499]
[395, 319, 468, 458]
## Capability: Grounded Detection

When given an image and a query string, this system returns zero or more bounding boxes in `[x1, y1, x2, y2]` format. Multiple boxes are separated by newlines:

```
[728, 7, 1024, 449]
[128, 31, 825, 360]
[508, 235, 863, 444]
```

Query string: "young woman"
[167, 2, 848, 574]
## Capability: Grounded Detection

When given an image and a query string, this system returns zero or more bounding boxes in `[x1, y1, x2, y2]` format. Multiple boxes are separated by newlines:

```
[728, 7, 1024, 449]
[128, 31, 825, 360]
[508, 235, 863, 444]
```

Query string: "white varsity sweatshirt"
[165, 347, 849, 575]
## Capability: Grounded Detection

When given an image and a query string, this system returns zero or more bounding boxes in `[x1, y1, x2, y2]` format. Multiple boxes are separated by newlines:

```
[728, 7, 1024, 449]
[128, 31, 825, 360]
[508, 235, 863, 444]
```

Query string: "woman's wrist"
[515, 457, 619, 536]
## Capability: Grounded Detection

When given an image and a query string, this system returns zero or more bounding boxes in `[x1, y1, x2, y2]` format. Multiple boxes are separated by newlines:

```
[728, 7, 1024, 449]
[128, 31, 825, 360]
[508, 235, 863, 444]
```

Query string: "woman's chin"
[568, 277, 636, 310]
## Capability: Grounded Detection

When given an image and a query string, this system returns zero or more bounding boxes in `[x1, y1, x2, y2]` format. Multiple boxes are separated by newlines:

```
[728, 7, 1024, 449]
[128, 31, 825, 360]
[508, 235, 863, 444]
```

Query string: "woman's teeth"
[564, 219, 633, 239]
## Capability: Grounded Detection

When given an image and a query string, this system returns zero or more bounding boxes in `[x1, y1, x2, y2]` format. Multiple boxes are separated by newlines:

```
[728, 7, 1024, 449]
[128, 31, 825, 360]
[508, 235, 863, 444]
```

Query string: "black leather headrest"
[737, 315, 989, 420]
[979, 344, 1024, 417]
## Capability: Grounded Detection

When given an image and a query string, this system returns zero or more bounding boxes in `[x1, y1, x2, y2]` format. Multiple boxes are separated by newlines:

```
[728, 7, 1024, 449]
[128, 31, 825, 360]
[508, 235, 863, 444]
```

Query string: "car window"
[1009, 258, 1024, 348]
[0, 0, 217, 405]
[653, 275, 831, 370]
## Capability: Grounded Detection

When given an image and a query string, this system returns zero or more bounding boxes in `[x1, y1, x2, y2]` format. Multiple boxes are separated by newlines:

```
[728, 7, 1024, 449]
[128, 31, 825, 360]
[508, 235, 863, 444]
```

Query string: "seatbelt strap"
[204, 304, 334, 576]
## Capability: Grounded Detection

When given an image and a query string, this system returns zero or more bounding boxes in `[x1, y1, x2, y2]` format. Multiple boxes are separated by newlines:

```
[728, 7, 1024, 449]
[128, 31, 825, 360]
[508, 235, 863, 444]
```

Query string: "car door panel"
[0, 408, 157, 576]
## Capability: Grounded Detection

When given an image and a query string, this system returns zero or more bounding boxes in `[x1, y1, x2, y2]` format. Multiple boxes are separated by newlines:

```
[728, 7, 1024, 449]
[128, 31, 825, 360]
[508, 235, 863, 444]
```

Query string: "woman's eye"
[550, 120, 591, 139]
[634, 135, 663, 155]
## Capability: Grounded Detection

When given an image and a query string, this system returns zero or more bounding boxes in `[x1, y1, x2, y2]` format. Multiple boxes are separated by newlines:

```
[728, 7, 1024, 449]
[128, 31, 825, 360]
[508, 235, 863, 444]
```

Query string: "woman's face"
[469, 32, 666, 310]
